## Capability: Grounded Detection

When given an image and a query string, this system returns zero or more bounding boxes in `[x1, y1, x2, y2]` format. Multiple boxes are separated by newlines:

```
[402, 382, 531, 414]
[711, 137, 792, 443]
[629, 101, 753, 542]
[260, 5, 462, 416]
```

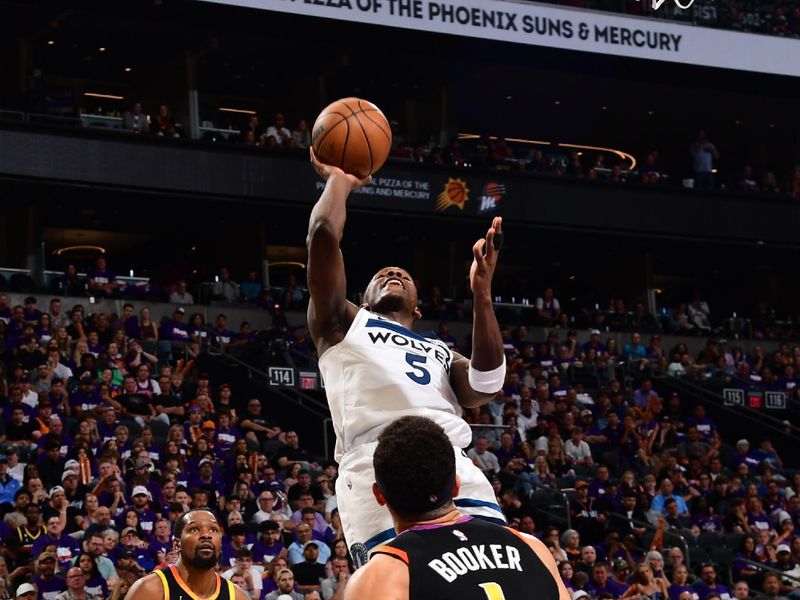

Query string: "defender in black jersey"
[127, 509, 248, 600]
[345, 417, 570, 600]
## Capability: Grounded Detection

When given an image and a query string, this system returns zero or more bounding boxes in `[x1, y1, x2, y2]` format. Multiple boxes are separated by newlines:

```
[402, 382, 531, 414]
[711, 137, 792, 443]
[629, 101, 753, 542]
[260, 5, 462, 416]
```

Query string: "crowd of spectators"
[465, 324, 800, 599]
[52, 97, 800, 200]
[0, 290, 358, 600]
[1, 251, 800, 600]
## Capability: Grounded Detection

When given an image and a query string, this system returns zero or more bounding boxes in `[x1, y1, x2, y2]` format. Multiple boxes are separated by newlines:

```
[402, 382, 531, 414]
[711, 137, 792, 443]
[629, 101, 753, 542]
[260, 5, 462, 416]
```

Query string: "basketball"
[311, 98, 392, 179]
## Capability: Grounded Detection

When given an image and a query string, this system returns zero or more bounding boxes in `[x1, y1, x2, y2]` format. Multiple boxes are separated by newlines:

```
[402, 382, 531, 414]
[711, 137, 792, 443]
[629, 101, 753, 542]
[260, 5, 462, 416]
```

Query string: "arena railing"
[734, 556, 800, 586]
[606, 512, 692, 571]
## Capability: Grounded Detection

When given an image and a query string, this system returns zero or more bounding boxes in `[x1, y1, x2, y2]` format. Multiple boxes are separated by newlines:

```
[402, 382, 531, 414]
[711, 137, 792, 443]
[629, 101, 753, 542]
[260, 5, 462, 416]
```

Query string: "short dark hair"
[235, 547, 252, 559]
[174, 508, 216, 539]
[373, 416, 455, 518]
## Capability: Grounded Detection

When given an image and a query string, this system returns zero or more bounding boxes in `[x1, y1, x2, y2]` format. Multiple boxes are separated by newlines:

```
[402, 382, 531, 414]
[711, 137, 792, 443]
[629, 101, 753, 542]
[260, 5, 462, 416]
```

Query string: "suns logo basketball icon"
[436, 178, 470, 211]
[478, 182, 506, 213]
[452, 529, 468, 542]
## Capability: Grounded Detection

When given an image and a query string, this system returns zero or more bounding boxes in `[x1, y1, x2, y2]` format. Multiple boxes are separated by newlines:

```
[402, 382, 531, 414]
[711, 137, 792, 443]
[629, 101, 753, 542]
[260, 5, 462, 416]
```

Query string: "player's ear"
[451, 475, 461, 499]
[372, 483, 387, 507]
[413, 306, 422, 321]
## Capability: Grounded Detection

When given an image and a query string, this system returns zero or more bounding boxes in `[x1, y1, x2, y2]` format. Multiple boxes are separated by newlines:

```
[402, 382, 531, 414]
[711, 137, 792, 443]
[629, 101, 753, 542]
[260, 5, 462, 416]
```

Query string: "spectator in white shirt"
[169, 280, 194, 305]
[264, 113, 293, 148]
[564, 427, 593, 471]
[467, 436, 500, 476]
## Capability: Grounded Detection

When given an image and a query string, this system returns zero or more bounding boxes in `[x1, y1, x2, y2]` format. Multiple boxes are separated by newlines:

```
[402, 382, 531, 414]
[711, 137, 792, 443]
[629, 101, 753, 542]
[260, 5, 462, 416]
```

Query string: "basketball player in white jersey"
[307, 149, 507, 566]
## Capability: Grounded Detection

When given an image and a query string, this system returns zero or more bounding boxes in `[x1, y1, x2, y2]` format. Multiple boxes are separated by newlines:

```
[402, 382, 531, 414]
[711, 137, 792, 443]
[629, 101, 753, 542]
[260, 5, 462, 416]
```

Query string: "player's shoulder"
[126, 571, 165, 600]
[345, 554, 408, 600]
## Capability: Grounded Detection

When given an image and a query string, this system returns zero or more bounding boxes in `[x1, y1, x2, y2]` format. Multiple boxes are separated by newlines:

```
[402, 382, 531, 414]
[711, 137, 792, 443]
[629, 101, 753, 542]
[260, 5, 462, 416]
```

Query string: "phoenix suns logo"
[436, 178, 470, 211]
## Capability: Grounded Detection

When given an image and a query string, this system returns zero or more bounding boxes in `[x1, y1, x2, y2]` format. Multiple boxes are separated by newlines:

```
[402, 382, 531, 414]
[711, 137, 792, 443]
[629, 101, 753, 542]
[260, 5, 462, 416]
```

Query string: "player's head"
[173, 508, 221, 569]
[362, 266, 420, 320]
[372, 416, 459, 520]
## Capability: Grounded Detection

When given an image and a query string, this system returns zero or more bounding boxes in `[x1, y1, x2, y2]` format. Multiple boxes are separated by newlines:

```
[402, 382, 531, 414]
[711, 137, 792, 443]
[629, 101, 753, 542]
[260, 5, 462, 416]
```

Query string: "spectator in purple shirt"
[22, 297, 42, 326]
[87, 256, 123, 298]
[686, 404, 717, 440]
[33, 551, 67, 600]
[587, 563, 628, 598]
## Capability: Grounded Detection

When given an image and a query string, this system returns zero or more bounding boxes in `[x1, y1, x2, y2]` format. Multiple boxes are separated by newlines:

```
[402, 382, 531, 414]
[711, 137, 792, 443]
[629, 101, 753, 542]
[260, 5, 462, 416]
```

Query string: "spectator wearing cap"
[33, 551, 67, 600]
[263, 568, 303, 600]
[32, 513, 80, 573]
[67, 377, 100, 420]
[15, 583, 37, 600]
[183, 405, 204, 444]
[287, 523, 330, 566]
[188, 458, 224, 509]
[61, 467, 87, 514]
[129, 450, 161, 498]
[115, 527, 154, 572]
[41, 483, 79, 533]
[291, 541, 326, 593]
[773, 544, 800, 594]
[570, 481, 605, 543]
[0, 453, 21, 506]
[582, 329, 607, 356]
[126, 486, 157, 538]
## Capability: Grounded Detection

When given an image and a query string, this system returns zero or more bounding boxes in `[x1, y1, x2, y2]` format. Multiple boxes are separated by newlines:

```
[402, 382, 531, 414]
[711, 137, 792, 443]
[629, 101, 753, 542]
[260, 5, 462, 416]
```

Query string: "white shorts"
[335, 442, 506, 567]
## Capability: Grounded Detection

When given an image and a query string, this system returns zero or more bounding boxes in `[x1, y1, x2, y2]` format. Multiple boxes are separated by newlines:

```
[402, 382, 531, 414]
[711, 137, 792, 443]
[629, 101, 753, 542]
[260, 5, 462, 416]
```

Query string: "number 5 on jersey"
[479, 582, 507, 600]
[404, 353, 430, 385]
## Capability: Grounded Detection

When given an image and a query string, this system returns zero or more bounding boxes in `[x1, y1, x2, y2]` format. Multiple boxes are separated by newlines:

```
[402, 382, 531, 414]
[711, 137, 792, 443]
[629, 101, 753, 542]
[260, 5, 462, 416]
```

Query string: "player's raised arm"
[306, 148, 372, 355]
[451, 216, 506, 408]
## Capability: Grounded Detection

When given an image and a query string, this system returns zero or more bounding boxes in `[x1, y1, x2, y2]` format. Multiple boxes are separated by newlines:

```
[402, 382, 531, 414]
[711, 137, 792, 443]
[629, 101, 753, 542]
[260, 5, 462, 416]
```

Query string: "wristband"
[468, 357, 507, 393]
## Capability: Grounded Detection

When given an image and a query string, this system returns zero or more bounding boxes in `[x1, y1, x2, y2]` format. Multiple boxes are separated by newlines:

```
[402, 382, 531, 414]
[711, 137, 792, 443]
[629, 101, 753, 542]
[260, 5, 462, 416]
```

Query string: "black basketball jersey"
[153, 565, 235, 600]
[373, 516, 559, 600]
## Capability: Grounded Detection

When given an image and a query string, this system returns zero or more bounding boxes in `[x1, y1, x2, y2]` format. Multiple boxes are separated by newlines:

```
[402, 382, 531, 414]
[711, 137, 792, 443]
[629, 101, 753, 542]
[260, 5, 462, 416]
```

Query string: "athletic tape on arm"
[468, 357, 507, 394]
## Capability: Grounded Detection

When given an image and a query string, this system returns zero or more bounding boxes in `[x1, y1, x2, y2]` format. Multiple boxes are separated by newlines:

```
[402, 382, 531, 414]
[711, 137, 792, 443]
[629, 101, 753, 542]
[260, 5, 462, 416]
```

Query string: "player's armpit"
[344, 555, 409, 600]
[450, 352, 497, 409]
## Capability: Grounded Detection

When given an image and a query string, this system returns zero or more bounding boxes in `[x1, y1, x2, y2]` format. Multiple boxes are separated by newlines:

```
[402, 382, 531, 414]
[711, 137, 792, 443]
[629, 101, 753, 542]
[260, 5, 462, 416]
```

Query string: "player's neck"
[372, 309, 414, 329]
[394, 507, 462, 534]
[175, 560, 218, 598]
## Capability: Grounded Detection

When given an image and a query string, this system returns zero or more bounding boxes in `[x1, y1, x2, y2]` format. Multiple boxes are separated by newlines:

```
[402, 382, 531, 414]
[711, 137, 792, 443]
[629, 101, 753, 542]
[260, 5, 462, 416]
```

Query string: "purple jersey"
[34, 576, 67, 600]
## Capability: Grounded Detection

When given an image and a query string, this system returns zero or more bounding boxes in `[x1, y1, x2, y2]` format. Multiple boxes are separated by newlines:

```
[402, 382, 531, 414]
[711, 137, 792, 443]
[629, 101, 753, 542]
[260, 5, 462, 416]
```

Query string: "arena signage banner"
[201, 0, 800, 77]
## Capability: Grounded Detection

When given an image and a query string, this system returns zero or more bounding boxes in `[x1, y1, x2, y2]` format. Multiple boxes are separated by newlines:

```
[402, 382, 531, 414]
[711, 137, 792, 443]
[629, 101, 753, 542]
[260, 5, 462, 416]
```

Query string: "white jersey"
[319, 308, 473, 461]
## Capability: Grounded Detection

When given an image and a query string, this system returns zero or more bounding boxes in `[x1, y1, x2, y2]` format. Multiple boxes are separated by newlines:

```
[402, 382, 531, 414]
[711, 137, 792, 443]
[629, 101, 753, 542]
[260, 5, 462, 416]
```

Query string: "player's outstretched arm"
[451, 217, 506, 408]
[125, 573, 164, 600]
[306, 148, 371, 355]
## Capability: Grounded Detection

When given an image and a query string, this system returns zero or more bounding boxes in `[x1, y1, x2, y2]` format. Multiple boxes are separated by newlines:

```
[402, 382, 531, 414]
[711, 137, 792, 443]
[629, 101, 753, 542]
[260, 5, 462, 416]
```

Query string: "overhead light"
[735, 120, 741, 125]
[52, 245, 106, 256]
[47, 40, 55, 46]
[711, 169, 718, 174]
[84, 92, 124, 100]
[601, 106, 608, 111]
[568, 275, 576, 280]
[458, 133, 638, 171]
[99, 47, 106, 52]
[505, 95, 512, 100]
[769, 123, 775, 128]
[124, 67, 132, 72]
[219, 107, 257, 115]
[648, 110, 654, 116]
[553, 100, 560, 106]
